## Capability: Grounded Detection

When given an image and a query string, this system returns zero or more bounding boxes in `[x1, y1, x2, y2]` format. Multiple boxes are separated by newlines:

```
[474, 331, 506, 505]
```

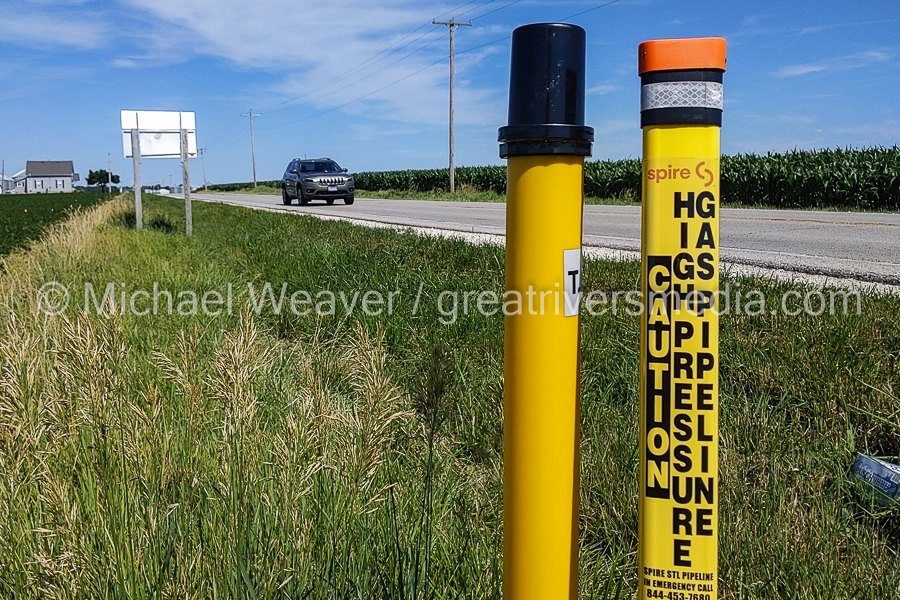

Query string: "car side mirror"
[290, 168, 298, 174]
[342, 168, 348, 172]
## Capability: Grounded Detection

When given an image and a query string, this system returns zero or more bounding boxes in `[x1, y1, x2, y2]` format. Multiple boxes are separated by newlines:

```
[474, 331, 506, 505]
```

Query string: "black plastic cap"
[498, 23, 594, 158]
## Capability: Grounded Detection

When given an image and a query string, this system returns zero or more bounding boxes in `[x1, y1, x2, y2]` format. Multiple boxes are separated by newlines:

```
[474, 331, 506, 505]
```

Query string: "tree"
[87, 169, 120, 187]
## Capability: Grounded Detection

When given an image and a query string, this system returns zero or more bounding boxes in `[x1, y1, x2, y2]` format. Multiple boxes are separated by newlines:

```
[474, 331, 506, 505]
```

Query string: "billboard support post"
[637, 36, 726, 600]
[181, 129, 192, 236]
[497, 23, 593, 600]
[131, 128, 143, 230]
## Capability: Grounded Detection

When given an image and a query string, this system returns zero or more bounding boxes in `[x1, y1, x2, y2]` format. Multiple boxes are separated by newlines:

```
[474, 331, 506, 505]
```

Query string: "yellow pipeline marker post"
[498, 23, 593, 600]
[637, 37, 726, 600]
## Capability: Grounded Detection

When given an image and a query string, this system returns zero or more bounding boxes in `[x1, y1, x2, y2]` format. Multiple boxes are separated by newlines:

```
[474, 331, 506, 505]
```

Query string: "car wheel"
[299, 190, 310, 206]
[281, 186, 292, 205]
[326, 198, 335, 205]
[344, 195, 355, 205]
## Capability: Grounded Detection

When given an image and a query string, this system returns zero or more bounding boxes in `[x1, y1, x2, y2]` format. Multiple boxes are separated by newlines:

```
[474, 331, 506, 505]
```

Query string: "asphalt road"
[193, 193, 900, 285]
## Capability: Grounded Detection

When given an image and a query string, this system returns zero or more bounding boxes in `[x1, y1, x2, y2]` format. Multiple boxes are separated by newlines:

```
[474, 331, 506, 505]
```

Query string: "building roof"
[26, 161, 75, 177]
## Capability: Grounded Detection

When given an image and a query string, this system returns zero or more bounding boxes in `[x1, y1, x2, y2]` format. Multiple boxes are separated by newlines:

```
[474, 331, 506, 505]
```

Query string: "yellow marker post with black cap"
[498, 23, 593, 600]
[637, 37, 726, 600]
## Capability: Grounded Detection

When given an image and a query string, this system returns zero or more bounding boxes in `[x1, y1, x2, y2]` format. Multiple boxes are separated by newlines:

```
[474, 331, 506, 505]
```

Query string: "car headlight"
[302, 178, 314, 183]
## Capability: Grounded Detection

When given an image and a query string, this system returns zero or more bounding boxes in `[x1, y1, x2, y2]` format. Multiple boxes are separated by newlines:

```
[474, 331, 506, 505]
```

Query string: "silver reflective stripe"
[641, 81, 724, 111]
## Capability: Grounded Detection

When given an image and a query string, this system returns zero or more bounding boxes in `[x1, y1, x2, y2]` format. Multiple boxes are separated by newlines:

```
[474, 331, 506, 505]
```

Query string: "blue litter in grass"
[851, 453, 900, 505]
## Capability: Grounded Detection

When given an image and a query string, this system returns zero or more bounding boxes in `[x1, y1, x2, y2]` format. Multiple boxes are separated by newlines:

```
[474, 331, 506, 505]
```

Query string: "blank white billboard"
[121, 110, 198, 158]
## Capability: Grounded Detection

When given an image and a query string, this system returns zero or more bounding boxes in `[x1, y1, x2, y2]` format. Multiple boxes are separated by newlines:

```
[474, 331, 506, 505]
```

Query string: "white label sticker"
[563, 248, 582, 317]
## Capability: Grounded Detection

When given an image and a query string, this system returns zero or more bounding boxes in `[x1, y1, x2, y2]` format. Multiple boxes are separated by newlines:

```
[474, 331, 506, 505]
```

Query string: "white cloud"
[775, 49, 891, 78]
[347, 122, 422, 142]
[120, 0, 433, 69]
[776, 64, 828, 77]
[268, 55, 503, 129]
[594, 118, 634, 135]
[0, 9, 107, 49]
[587, 83, 619, 96]
[834, 119, 900, 139]
[110, 58, 140, 69]
[26, 0, 91, 4]
[860, 50, 890, 62]
[118, 0, 505, 126]
[0, 0, 508, 127]
[776, 114, 815, 125]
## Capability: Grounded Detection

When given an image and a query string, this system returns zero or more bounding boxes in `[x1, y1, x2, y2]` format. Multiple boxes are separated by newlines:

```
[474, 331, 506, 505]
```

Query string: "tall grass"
[0, 195, 897, 598]
[0, 198, 501, 598]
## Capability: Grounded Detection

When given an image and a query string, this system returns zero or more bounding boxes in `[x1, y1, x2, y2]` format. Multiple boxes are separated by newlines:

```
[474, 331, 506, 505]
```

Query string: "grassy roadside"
[227, 184, 282, 195]
[0, 194, 897, 598]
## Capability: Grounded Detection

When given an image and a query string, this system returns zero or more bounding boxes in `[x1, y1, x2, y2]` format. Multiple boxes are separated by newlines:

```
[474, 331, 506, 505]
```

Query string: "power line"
[267, 27, 442, 112]
[269, 37, 493, 130]
[468, 0, 524, 21]
[454, 0, 628, 57]
[274, 56, 448, 128]
[436, 0, 493, 21]
[267, 0, 497, 114]
[456, 34, 509, 57]
[200, 113, 246, 159]
[262, 0, 628, 132]
[298, 33, 445, 108]
[200, 115, 242, 145]
[415, 0, 522, 62]
[260, 32, 448, 130]
[561, 0, 626, 21]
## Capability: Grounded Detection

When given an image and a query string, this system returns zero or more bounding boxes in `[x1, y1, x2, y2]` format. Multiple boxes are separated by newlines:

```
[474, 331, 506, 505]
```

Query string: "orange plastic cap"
[638, 37, 726, 75]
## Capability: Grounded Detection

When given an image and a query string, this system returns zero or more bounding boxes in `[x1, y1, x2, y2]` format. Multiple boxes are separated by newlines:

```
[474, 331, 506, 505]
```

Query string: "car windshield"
[300, 161, 341, 173]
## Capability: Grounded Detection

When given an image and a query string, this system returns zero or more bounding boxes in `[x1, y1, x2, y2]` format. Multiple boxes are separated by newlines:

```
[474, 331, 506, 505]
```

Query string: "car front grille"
[318, 177, 345, 185]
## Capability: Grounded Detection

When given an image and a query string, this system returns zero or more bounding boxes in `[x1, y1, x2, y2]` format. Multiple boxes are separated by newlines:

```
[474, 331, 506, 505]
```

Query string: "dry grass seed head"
[321, 324, 412, 510]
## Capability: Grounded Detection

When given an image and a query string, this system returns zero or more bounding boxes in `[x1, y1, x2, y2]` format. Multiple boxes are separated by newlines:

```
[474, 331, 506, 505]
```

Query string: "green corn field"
[357, 147, 899, 210]
[206, 146, 899, 210]
[719, 147, 899, 209]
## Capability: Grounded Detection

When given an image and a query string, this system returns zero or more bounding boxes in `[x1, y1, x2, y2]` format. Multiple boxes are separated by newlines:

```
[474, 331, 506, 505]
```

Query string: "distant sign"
[121, 110, 197, 158]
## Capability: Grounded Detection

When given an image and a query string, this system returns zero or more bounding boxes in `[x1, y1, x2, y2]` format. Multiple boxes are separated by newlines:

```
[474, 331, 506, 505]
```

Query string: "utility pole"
[107, 152, 113, 195]
[433, 18, 471, 194]
[242, 109, 261, 188]
[199, 147, 209, 191]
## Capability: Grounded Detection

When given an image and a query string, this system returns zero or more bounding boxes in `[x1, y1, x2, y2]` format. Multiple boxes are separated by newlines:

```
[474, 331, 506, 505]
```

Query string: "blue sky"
[0, 0, 897, 187]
